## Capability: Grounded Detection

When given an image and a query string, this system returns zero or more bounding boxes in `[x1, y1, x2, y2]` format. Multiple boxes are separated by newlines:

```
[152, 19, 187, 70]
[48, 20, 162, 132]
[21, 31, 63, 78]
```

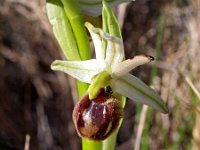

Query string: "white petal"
[79, 0, 131, 16]
[112, 55, 154, 77]
[85, 22, 106, 71]
[51, 59, 99, 83]
[110, 74, 168, 113]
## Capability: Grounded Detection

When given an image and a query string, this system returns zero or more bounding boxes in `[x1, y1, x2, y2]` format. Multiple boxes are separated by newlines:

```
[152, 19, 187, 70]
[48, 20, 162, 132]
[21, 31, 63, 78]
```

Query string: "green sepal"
[111, 74, 168, 113]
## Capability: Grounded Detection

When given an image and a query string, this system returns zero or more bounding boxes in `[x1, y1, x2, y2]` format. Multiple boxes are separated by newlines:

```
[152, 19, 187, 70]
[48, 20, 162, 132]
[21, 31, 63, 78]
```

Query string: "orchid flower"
[51, 22, 168, 113]
[79, 0, 133, 16]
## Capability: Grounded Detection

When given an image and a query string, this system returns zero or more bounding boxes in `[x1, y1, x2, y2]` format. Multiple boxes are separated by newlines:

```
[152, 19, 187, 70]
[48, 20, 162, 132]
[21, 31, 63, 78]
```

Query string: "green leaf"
[46, 0, 80, 60]
[51, 59, 98, 83]
[102, 0, 122, 38]
[79, 0, 130, 17]
[110, 74, 168, 113]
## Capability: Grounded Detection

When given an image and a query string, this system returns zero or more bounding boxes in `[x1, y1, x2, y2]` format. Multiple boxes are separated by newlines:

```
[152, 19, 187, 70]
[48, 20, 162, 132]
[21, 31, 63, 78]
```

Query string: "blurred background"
[0, 0, 200, 149]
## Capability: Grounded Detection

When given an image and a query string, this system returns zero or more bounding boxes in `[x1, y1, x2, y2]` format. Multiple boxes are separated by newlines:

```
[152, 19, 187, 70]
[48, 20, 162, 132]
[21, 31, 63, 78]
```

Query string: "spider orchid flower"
[79, 0, 133, 16]
[51, 22, 168, 113]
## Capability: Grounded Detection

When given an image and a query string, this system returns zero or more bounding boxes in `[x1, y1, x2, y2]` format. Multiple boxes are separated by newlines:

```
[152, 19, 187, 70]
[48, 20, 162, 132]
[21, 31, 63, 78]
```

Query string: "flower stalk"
[46, 0, 168, 150]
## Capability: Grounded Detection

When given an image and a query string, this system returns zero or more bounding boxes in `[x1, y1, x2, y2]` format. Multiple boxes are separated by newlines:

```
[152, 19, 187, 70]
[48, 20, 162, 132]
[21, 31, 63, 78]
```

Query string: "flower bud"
[72, 88, 123, 141]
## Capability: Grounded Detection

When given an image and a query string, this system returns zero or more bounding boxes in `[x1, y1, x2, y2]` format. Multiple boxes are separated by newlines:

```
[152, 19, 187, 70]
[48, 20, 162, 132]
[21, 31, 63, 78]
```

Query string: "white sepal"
[110, 74, 168, 113]
[112, 55, 153, 77]
[85, 22, 106, 71]
[101, 31, 124, 69]
[111, 41, 124, 66]
[51, 59, 99, 83]
[105, 38, 115, 68]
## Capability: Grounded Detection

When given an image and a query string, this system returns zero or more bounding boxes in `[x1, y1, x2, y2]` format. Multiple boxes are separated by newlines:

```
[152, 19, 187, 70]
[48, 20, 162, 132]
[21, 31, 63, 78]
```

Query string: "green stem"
[60, 0, 91, 60]
[102, 119, 123, 150]
[82, 139, 102, 150]
[60, 0, 102, 149]
[103, 131, 118, 150]
[76, 80, 89, 98]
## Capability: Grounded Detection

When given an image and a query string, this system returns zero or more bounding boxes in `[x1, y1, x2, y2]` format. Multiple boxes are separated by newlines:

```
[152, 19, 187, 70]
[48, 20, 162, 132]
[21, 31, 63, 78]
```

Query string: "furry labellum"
[72, 88, 123, 141]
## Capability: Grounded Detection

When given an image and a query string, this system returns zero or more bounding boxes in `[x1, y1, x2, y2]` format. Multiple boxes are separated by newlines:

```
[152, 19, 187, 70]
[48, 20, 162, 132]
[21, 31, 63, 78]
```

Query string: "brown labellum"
[72, 88, 123, 141]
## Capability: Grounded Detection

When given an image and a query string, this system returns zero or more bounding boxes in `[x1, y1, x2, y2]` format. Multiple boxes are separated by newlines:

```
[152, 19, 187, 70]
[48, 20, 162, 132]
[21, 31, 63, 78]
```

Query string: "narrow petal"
[51, 59, 98, 83]
[79, 0, 131, 17]
[110, 74, 168, 113]
[112, 55, 154, 77]
[85, 22, 106, 71]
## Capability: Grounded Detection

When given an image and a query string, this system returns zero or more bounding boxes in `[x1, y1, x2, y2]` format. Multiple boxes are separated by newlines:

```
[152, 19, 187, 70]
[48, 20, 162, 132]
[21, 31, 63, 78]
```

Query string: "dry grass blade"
[134, 105, 148, 150]
[24, 134, 31, 150]
[185, 76, 200, 100]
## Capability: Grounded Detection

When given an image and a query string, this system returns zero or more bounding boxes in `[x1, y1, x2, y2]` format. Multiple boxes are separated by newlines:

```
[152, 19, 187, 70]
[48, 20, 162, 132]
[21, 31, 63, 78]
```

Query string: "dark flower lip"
[72, 89, 123, 141]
